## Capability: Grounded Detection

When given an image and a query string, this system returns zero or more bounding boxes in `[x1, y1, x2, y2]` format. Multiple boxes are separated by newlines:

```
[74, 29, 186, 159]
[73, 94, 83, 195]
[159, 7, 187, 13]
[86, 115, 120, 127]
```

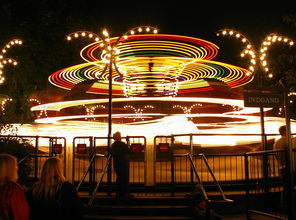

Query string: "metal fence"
[1, 134, 294, 186]
[2, 133, 295, 219]
[71, 135, 147, 190]
[244, 149, 296, 220]
[0, 135, 66, 179]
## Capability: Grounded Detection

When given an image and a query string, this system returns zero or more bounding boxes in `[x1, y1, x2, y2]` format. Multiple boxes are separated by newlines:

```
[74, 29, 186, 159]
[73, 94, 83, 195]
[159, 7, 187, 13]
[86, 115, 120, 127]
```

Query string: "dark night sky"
[2, 0, 295, 38]
[64, 2, 295, 37]
[1, 0, 296, 89]
[51, 2, 296, 55]
[59, 1, 296, 64]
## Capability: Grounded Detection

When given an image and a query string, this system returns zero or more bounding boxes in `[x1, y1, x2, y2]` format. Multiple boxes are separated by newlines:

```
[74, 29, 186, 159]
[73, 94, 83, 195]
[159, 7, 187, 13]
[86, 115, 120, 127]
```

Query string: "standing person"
[0, 153, 29, 220]
[273, 125, 296, 169]
[110, 131, 133, 199]
[274, 125, 288, 169]
[26, 157, 83, 220]
[273, 125, 296, 209]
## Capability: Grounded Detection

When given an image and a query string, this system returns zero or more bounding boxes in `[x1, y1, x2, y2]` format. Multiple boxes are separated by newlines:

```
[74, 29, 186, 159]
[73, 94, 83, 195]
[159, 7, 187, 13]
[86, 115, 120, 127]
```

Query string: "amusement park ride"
[1, 26, 295, 147]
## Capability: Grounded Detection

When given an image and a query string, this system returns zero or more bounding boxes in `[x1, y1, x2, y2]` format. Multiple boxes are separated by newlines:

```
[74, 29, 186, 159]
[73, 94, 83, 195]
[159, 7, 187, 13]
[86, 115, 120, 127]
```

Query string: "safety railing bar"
[186, 153, 209, 201]
[176, 153, 233, 203]
[76, 153, 106, 191]
[245, 149, 285, 156]
[88, 154, 112, 206]
[198, 153, 230, 201]
[174, 153, 189, 157]
[248, 210, 287, 220]
[17, 154, 31, 164]
[172, 133, 279, 137]
[0, 135, 66, 139]
[30, 154, 52, 158]
[76, 153, 96, 191]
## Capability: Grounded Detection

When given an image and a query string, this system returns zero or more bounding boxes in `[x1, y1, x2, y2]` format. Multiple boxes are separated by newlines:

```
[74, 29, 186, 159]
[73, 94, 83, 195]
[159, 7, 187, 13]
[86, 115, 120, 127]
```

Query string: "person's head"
[0, 154, 18, 185]
[279, 125, 286, 136]
[113, 131, 122, 141]
[33, 157, 65, 199]
[40, 157, 65, 183]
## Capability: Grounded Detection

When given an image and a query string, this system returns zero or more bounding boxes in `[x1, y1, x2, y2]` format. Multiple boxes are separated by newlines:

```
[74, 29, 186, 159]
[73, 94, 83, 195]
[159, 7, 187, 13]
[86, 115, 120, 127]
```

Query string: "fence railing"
[1, 134, 295, 187]
[88, 154, 112, 206]
[244, 149, 293, 220]
[1, 134, 295, 218]
[0, 135, 66, 179]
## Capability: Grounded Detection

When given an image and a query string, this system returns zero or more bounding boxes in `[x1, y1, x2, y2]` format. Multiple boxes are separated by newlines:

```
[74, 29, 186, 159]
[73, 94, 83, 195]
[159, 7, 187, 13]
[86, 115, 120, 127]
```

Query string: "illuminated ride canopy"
[30, 31, 286, 146]
[48, 34, 253, 97]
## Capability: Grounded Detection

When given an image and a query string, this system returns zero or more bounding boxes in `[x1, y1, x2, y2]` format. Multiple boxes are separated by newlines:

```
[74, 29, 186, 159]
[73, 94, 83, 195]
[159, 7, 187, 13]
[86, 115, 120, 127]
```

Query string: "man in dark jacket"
[110, 131, 132, 198]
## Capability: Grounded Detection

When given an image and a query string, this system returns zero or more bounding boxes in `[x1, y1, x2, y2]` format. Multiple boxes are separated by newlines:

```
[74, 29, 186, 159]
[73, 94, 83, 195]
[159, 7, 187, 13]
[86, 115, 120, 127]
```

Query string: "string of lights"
[217, 29, 295, 79]
[0, 39, 23, 84]
[259, 33, 294, 78]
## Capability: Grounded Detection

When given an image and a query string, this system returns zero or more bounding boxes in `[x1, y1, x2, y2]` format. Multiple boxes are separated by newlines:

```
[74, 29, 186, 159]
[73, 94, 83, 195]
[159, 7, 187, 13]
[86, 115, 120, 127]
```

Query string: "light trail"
[24, 30, 295, 148]
[49, 33, 253, 97]
[27, 96, 292, 147]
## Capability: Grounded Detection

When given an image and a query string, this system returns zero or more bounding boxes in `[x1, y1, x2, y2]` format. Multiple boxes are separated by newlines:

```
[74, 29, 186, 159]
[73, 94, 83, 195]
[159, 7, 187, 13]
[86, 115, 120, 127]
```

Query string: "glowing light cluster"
[124, 105, 154, 121]
[259, 34, 294, 78]
[66, 31, 102, 42]
[217, 29, 295, 79]
[0, 39, 23, 84]
[0, 97, 12, 113]
[173, 103, 203, 114]
[49, 31, 253, 97]
[1, 97, 47, 118]
[29, 98, 48, 118]
[217, 29, 256, 73]
[85, 104, 105, 118]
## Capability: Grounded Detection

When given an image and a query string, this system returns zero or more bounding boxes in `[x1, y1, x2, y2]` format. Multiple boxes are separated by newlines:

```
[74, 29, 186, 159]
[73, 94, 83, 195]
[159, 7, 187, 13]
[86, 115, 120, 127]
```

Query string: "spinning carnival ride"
[28, 27, 292, 146]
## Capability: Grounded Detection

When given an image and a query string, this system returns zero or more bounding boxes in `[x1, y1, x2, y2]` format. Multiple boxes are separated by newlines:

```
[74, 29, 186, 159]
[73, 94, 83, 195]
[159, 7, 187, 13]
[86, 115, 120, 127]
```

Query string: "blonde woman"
[0, 153, 29, 220]
[26, 157, 83, 220]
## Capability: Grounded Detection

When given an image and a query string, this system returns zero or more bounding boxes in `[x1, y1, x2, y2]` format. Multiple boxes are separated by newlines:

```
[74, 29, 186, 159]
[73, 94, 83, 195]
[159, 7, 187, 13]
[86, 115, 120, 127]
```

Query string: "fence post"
[244, 153, 251, 220]
[63, 137, 67, 177]
[107, 136, 112, 196]
[34, 136, 39, 179]
[89, 136, 94, 196]
[190, 134, 194, 184]
[171, 136, 175, 195]
[262, 151, 270, 193]
[72, 137, 76, 184]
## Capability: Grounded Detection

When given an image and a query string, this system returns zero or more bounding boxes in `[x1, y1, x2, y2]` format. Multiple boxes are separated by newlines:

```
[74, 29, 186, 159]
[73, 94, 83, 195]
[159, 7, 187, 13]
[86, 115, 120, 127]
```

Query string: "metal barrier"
[191, 153, 246, 189]
[73, 136, 147, 189]
[0, 135, 66, 179]
[154, 135, 174, 184]
[173, 153, 233, 218]
[176, 153, 233, 200]
[93, 136, 115, 186]
[76, 153, 98, 192]
[72, 137, 93, 186]
[245, 149, 287, 219]
[1, 134, 295, 197]
[126, 136, 146, 184]
[154, 134, 253, 187]
[93, 136, 146, 185]
[88, 154, 112, 206]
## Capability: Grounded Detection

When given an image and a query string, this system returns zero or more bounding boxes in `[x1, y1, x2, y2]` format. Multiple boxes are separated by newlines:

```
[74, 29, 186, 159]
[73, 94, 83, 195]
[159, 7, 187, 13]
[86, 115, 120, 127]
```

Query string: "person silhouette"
[0, 153, 29, 220]
[26, 157, 83, 220]
[110, 131, 133, 199]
